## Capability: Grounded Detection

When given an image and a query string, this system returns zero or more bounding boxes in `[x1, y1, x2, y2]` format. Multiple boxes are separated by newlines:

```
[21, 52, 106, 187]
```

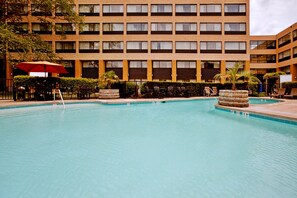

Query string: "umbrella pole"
[44, 64, 46, 100]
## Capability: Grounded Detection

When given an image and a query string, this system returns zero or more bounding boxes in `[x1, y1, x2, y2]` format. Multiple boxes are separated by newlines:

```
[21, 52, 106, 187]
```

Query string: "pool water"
[0, 100, 297, 198]
[249, 98, 280, 104]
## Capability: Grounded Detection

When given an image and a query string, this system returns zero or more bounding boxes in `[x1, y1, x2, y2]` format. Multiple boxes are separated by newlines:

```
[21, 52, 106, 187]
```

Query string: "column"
[172, 60, 177, 82]
[99, 60, 105, 78]
[220, 60, 226, 83]
[6, 61, 13, 80]
[147, 60, 152, 81]
[196, 60, 201, 82]
[75, 60, 81, 78]
[291, 64, 297, 82]
[123, 60, 129, 81]
[245, 60, 250, 71]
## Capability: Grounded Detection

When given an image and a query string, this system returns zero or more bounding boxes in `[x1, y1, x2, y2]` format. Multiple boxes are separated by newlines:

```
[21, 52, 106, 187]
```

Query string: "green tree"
[214, 62, 260, 90]
[99, 71, 120, 89]
[263, 71, 286, 80]
[0, 0, 83, 66]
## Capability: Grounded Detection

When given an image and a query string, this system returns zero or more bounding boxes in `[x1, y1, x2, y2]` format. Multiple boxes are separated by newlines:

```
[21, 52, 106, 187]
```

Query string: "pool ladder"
[53, 89, 65, 109]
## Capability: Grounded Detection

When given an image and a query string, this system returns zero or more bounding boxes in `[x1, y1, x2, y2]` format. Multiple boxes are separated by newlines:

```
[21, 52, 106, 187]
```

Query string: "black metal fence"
[0, 78, 14, 100]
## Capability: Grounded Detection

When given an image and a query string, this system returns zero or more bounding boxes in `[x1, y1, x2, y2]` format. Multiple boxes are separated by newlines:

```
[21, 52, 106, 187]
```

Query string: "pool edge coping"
[215, 104, 297, 124]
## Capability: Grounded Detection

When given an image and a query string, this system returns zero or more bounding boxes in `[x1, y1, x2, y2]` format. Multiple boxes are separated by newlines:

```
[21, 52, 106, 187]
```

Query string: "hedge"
[13, 75, 137, 99]
[141, 81, 258, 98]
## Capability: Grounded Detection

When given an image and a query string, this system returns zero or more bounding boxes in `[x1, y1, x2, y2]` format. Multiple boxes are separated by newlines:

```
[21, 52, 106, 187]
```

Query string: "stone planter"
[218, 90, 249, 108]
[98, 89, 120, 99]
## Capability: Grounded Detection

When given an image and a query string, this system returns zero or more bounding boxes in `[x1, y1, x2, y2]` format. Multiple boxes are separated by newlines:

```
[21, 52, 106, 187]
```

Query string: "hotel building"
[1, 0, 297, 83]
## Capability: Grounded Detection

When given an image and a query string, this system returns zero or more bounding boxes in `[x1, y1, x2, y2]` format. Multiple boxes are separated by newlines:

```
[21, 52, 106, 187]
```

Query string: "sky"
[250, 0, 297, 35]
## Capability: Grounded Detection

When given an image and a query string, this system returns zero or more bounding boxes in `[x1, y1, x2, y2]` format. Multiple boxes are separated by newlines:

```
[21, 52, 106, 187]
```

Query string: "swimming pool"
[0, 100, 297, 198]
[249, 98, 281, 104]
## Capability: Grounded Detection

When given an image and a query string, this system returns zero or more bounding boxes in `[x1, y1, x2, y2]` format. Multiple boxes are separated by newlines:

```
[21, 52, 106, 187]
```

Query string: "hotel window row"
[60, 60, 246, 82]
[11, 22, 247, 35]
[11, 3, 247, 16]
[53, 41, 247, 54]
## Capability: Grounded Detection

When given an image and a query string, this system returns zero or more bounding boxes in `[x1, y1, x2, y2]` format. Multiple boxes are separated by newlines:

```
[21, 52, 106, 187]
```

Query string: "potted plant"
[214, 62, 260, 108]
[98, 70, 120, 99]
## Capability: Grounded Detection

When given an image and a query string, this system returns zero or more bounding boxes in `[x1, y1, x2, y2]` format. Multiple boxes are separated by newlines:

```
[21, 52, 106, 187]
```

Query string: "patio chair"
[167, 86, 174, 97]
[211, 87, 218, 96]
[204, 86, 211, 96]
[271, 88, 286, 98]
[284, 88, 297, 99]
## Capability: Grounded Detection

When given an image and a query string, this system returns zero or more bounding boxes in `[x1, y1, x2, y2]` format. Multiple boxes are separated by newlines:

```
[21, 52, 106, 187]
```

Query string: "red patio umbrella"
[16, 61, 68, 74]
[16, 61, 67, 100]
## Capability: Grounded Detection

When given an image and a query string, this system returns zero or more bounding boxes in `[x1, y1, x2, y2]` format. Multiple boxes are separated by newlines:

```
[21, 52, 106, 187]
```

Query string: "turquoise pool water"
[249, 98, 280, 104]
[0, 100, 297, 198]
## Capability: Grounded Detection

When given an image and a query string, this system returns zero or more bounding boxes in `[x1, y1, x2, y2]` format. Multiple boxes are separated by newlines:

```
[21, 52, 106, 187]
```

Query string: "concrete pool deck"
[0, 97, 297, 122]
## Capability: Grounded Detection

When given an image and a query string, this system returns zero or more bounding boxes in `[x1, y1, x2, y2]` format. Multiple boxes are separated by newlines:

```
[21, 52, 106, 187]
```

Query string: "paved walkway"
[1, 97, 297, 121]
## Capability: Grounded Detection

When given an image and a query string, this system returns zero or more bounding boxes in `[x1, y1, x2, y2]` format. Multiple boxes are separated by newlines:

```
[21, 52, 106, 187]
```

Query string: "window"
[151, 42, 172, 53]
[59, 60, 75, 77]
[7, 3, 28, 15]
[55, 42, 76, 53]
[127, 23, 148, 34]
[55, 23, 76, 34]
[200, 23, 221, 34]
[79, 4, 99, 16]
[129, 61, 147, 68]
[224, 23, 246, 34]
[201, 61, 221, 69]
[226, 61, 244, 69]
[82, 61, 98, 79]
[56, 4, 75, 16]
[103, 5, 124, 16]
[127, 41, 148, 53]
[278, 33, 291, 47]
[293, 30, 297, 41]
[177, 61, 196, 81]
[151, 23, 172, 34]
[105, 61, 123, 79]
[250, 55, 276, 63]
[32, 23, 52, 34]
[106, 61, 123, 68]
[293, 47, 297, 58]
[200, 41, 222, 53]
[177, 61, 196, 68]
[127, 4, 148, 16]
[153, 61, 172, 68]
[225, 42, 246, 53]
[250, 40, 276, 49]
[8, 23, 28, 34]
[200, 4, 221, 16]
[79, 41, 100, 53]
[151, 4, 172, 16]
[175, 23, 197, 34]
[129, 61, 147, 80]
[103, 23, 124, 34]
[31, 4, 52, 16]
[80, 23, 100, 34]
[176, 4, 197, 16]
[201, 61, 220, 82]
[278, 50, 291, 62]
[176, 42, 197, 53]
[103, 41, 124, 53]
[224, 4, 246, 16]
[152, 61, 172, 80]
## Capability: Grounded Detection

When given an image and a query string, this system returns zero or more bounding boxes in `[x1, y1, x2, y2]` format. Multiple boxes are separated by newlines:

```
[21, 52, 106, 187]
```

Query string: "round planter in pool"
[218, 90, 249, 108]
[98, 89, 120, 99]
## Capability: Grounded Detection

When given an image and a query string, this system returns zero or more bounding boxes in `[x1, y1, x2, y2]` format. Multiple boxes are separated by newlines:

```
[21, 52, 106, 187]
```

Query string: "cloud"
[250, 0, 297, 35]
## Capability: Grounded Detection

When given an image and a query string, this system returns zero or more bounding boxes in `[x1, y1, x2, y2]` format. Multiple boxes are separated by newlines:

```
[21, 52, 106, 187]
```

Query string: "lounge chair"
[271, 88, 286, 98]
[284, 88, 297, 99]
[204, 86, 211, 96]
[211, 87, 218, 96]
